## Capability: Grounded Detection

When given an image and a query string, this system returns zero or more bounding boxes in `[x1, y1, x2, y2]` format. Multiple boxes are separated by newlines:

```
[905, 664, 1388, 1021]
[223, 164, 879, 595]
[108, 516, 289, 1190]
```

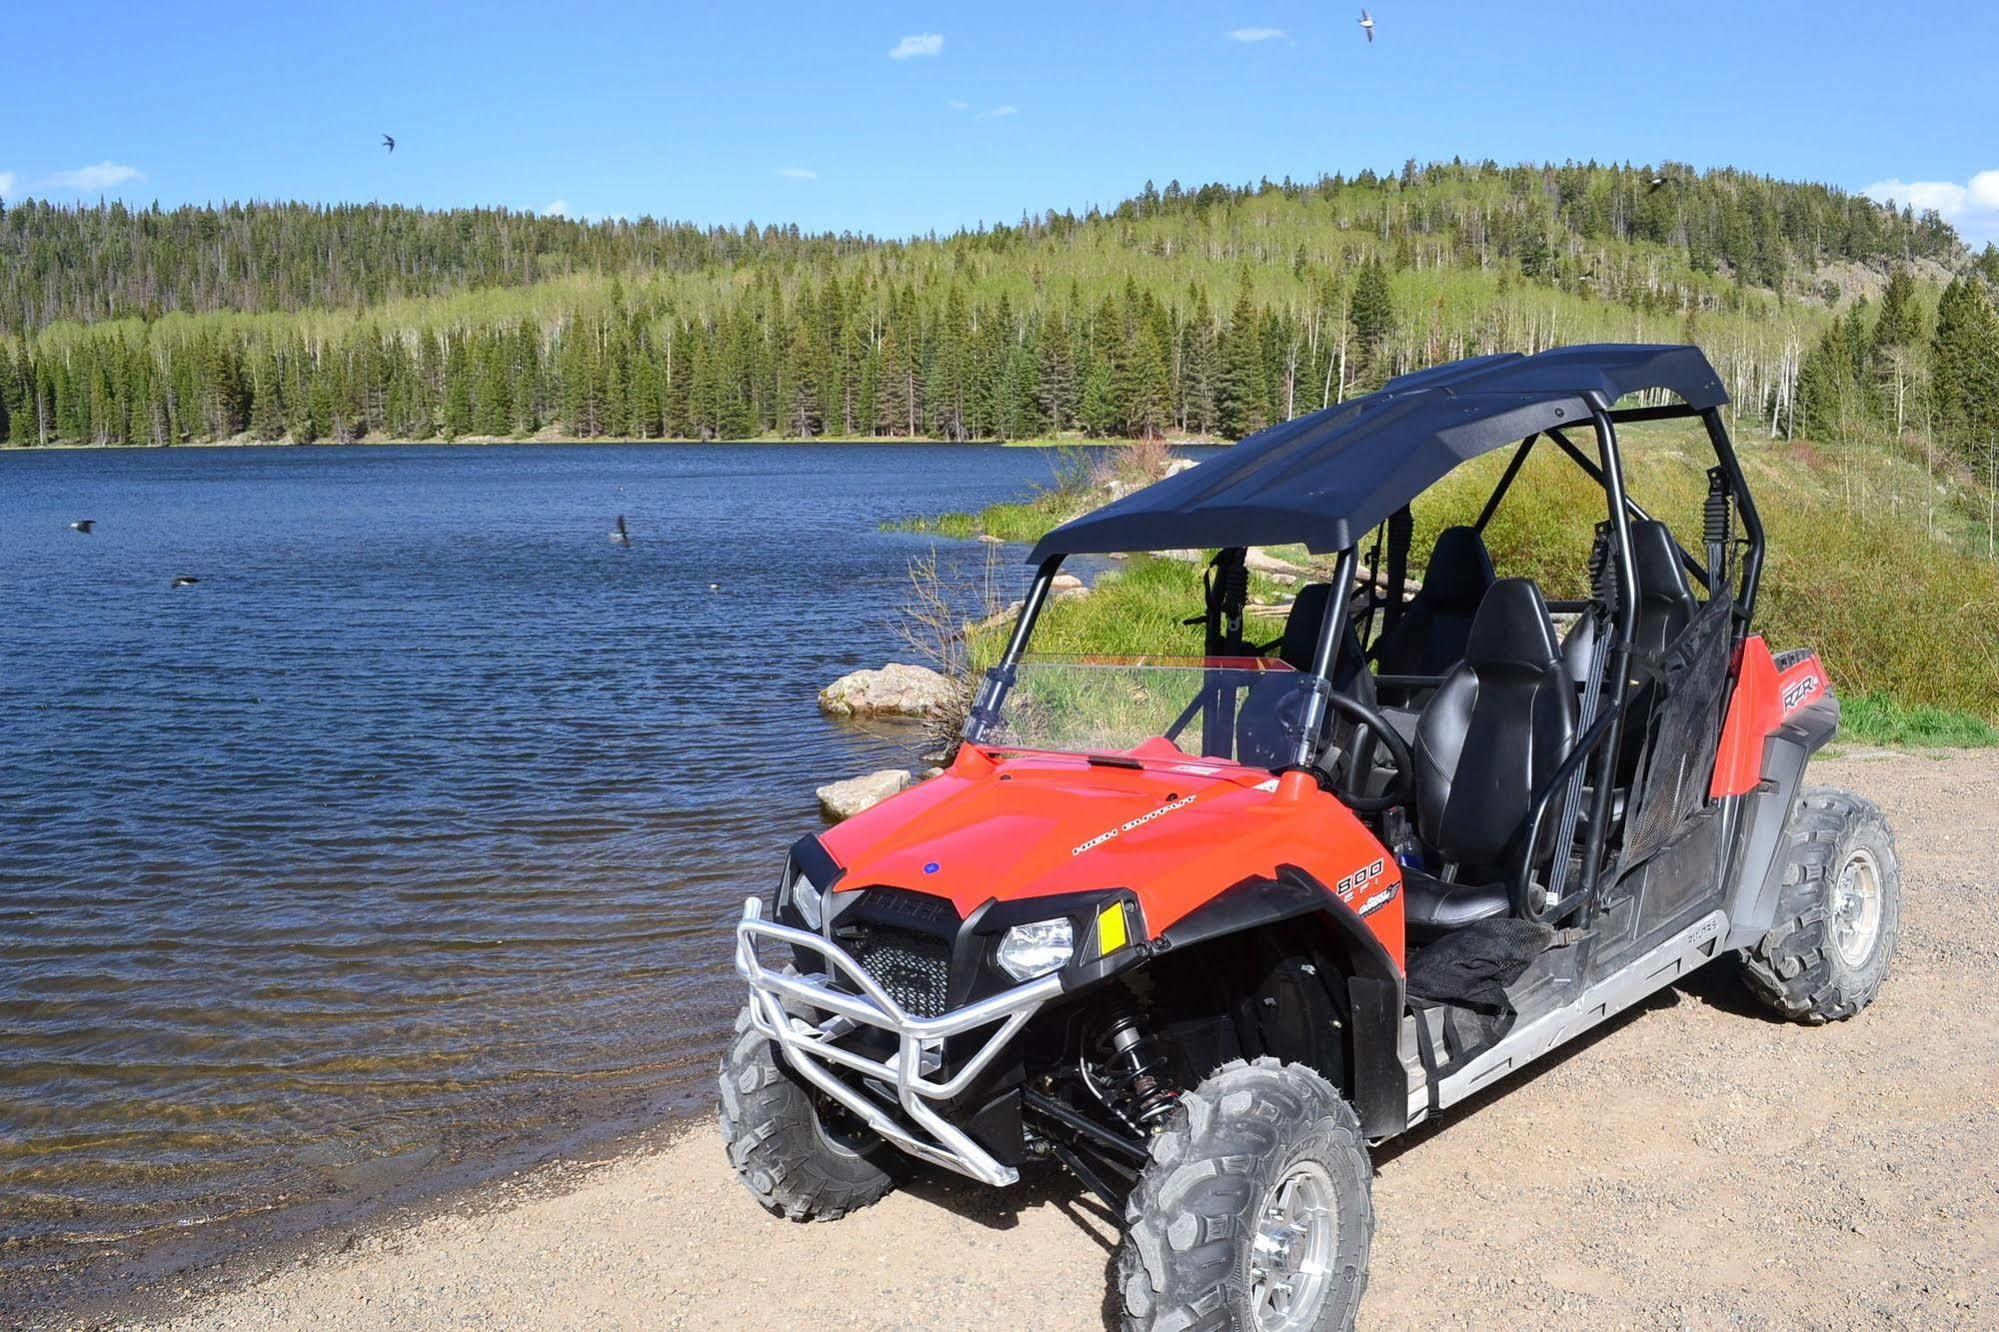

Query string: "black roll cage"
[973, 396, 1766, 930]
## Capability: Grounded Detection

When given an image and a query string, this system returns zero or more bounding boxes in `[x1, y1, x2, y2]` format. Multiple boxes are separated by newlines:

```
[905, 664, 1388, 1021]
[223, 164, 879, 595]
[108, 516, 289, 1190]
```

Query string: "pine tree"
[1037, 305, 1077, 432]
[876, 324, 910, 437]
[248, 345, 284, 441]
[1217, 289, 1268, 439]
[1126, 317, 1173, 439]
[1181, 289, 1218, 435]
[473, 338, 512, 437]
[1349, 258, 1396, 388]
[1869, 269, 1924, 433]
[1079, 356, 1119, 437]
[781, 314, 821, 437]
[440, 335, 473, 439]
[629, 343, 664, 439]
[1931, 276, 1999, 461]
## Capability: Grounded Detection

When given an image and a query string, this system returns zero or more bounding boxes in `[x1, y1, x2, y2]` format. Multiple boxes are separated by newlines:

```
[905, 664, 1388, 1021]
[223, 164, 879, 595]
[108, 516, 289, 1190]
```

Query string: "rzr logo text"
[1071, 794, 1198, 857]
[1781, 673, 1821, 711]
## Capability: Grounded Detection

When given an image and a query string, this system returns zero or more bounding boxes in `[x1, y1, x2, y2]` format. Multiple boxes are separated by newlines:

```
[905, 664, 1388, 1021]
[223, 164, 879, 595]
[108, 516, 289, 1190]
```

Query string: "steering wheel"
[1317, 691, 1415, 813]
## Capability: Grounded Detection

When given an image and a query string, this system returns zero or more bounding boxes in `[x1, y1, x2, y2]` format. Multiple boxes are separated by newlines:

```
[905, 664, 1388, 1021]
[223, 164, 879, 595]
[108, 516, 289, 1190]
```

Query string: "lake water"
[0, 442, 1091, 1302]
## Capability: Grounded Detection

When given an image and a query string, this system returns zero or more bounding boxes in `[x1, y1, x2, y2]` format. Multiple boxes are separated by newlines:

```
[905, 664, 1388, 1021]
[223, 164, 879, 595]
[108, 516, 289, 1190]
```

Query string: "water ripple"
[0, 441, 1078, 1274]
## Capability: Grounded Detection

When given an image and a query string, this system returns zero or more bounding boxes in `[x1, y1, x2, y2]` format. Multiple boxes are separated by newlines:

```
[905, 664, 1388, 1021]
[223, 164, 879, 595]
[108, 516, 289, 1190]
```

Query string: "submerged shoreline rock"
[817, 769, 914, 821]
[818, 662, 955, 718]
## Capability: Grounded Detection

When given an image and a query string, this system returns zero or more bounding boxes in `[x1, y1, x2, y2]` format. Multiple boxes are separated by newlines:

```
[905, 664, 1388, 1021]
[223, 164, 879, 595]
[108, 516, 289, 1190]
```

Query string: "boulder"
[1162, 458, 1200, 478]
[817, 769, 914, 821]
[976, 533, 1005, 544]
[1051, 572, 1086, 591]
[818, 662, 957, 718]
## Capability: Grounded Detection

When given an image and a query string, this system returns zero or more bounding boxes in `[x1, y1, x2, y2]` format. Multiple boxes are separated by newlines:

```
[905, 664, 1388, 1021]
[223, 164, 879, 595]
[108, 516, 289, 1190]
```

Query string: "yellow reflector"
[1097, 902, 1129, 955]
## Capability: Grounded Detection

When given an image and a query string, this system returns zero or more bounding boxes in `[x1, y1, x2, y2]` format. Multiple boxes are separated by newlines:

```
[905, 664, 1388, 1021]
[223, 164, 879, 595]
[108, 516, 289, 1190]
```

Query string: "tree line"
[2, 159, 1986, 450]
[0, 266, 1404, 446]
[1790, 250, 1999, 530]
[2, 158, 1964, 338]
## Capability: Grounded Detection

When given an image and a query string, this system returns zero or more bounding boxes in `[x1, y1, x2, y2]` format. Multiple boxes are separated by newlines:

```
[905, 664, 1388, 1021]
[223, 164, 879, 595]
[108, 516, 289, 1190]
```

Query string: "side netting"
[1621, 592, 1736, 866]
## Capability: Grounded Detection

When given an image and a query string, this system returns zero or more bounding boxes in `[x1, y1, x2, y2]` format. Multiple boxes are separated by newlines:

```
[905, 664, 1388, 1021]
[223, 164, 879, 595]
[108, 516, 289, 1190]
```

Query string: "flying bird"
[1359, 9, 1375, 42]
[171, 575, 200, 588]
[69, 519, 95, 534]
[1646, 175, 1672, 195]
[381, 133, 396, 154]
[610, 514, 631, 545]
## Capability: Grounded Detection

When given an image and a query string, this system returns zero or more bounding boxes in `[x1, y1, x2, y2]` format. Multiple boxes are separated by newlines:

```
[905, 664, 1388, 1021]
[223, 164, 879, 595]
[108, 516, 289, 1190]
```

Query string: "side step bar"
[1405, 910, 1728, 1126]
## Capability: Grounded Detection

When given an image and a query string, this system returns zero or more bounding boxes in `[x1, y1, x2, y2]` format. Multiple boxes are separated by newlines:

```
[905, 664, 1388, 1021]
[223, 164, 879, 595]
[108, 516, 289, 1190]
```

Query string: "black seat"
[1554, 521, 1698, 702]
[1277, 582, 1372, 696]
[1627, 521, 1698, 662]
[1614, 521, 1700, 780]
[1372, 526, 1496, 678]
[1236, 583, 1374, 768]
[1401, 579, 1579, 939]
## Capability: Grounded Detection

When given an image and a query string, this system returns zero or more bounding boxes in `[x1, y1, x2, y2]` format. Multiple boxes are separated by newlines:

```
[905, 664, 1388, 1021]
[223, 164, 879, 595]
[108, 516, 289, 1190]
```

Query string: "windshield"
[964, 655, 1328, 769]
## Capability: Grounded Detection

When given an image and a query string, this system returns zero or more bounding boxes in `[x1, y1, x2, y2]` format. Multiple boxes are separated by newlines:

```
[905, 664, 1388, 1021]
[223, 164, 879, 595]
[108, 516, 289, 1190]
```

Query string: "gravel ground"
[118, 749, 1999, 1330]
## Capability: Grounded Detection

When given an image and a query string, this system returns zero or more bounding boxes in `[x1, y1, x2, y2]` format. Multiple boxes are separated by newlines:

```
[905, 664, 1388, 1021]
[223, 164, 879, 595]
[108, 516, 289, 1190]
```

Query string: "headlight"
[790, 870, 824, 930]
[995, 918, 1075, 981]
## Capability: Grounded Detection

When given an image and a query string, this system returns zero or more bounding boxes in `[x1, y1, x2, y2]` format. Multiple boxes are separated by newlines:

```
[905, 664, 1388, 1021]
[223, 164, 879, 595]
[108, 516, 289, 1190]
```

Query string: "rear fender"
[1719, 640, 1841, 948]
[1155, 865, 1407, 1139]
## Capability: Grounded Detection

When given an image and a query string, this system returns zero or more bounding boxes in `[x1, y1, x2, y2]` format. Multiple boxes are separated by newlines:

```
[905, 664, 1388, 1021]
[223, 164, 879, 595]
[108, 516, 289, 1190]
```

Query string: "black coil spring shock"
[1703, 465, 1735, 588]
[1587, 518, 1616, 610]
[1095, 1004, 1179, 1130]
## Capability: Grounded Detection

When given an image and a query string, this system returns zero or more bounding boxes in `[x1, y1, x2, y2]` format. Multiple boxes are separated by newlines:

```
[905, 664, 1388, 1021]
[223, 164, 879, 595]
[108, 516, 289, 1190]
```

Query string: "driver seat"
[1371, 525, 1497, 678]
[1234, 583, 1374, 768]
[1401, 579, 1579, 940]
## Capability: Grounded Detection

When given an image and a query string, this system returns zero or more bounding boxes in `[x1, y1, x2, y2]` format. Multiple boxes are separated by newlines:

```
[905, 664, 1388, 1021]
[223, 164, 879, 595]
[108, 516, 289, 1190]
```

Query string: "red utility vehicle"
[722, 345, 1899, 1331]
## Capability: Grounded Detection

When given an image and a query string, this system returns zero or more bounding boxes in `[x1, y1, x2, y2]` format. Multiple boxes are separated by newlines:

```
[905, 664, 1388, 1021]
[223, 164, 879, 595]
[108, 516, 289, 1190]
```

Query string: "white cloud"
[978, 104, 1019, 119]
[1228, 27, 1288, 42]
[1863, 170, 1999, 247]
[0, 171, 16, 196]
[888, 32, 943, 59]
[947, 99, 971, 111]
[541, 199, 572, 217]
[46, 160, 144, 191]
[776, 166, 817, 180]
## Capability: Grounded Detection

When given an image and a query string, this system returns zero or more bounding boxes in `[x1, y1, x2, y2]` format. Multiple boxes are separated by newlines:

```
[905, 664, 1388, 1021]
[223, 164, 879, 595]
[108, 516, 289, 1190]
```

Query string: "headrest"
[1420, 526, 1497, 607]
[1628, 520, 1695, 607]
[1464, 578, 1561, 670]
[1280, 583, 1367, 688]
[1280, 583, 1334, 669]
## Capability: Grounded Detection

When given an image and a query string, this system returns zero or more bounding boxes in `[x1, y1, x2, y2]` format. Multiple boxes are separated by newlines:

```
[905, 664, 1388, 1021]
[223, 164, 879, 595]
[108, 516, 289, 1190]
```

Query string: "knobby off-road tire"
[1740, 785, 1901, 1024]
[1118, 1058, 1373, 1332]
[717, 1003, 899, 1220]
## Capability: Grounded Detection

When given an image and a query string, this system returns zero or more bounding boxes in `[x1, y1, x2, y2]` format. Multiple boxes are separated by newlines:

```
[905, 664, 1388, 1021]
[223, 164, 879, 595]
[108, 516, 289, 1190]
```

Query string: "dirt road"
[131, 749, 1998, 1330]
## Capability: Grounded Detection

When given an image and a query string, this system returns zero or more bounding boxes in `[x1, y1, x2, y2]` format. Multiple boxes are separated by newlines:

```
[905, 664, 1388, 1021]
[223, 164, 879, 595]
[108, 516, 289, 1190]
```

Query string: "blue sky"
[4, 0, 1996, 245]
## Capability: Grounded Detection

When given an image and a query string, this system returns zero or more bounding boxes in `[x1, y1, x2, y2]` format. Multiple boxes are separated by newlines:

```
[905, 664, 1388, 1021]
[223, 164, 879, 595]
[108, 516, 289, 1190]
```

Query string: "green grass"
[1838, 693, 1999, 748]
[890, 489, 1082, 543]
[925, 433, 1999, 748]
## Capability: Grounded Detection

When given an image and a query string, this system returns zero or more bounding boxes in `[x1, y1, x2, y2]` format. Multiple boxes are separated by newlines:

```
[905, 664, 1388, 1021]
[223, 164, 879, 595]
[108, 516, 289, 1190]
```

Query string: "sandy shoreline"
[19, 747, 1998, 1330]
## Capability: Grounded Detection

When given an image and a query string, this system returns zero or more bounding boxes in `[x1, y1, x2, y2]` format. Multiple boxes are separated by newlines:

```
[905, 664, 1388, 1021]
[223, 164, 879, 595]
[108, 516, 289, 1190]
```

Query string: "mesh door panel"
[1622, 594, 1734, 865]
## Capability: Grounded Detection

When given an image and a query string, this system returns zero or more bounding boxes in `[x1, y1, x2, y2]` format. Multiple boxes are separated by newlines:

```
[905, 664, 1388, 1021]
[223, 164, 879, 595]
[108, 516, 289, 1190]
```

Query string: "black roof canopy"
[1028, 344, 1728, 561]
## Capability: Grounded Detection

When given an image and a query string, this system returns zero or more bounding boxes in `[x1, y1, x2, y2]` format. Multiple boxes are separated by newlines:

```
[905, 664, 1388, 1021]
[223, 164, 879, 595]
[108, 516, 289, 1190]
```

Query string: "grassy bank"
[917, 434, 1999, 750]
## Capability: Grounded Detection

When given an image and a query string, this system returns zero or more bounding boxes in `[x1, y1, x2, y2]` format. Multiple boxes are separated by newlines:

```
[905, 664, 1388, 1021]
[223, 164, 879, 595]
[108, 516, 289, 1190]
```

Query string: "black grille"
[843, 924, 953, 1018]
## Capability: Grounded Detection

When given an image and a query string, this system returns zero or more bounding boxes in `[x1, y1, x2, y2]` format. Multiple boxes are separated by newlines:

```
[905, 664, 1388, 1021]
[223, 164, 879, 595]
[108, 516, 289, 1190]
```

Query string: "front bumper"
[733, 897, 1063, 1186]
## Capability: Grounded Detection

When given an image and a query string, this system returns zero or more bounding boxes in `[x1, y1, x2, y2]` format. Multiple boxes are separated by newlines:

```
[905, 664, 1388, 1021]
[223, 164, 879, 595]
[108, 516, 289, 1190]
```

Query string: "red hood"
[818, 746, 1394, 945]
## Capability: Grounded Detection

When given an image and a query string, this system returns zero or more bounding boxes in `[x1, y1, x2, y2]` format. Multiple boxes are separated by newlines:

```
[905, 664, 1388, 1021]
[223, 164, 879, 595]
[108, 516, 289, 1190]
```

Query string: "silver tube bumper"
[733, 896, 1062, 1187]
